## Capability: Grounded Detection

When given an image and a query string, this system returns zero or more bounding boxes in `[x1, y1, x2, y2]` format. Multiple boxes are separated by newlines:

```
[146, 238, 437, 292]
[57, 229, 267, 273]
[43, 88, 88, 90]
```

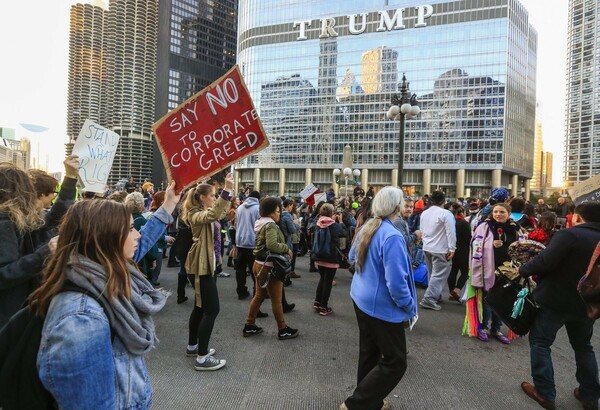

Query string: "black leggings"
[188, 274, 220, 355]
[315, 266, 337, 308]
[447, 254, 469, 291]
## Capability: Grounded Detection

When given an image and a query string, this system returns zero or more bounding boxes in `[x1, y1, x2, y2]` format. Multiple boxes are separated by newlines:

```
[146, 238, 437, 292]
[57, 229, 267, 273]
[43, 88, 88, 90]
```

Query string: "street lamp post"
[333, 167, 361, 197]
[386, 73, 420, 188]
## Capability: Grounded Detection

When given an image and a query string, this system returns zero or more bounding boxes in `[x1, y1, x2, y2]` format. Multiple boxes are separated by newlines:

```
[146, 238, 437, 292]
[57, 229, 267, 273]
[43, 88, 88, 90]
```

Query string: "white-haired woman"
[341, 187, 417, 410]
[126, 192, 158, 282]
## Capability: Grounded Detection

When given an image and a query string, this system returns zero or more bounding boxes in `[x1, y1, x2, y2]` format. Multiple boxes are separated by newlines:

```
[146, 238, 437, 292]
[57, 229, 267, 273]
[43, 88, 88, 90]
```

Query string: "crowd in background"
[0, 160, 598, 410]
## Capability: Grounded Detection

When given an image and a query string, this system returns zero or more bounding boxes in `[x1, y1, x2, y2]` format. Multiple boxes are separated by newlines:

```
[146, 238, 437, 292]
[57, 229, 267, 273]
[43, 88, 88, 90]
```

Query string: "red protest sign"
[153, 65, 269, 189]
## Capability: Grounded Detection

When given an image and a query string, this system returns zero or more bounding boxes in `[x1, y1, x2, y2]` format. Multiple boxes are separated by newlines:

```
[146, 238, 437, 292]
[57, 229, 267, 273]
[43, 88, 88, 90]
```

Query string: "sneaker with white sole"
[186, 347, 215, 357]
[216, 272, 231, 277]
[243, 324, 263, 337]
[278, 326, 299, 340]
[194, 355, 226, 371]
[419, 300, 442, 311]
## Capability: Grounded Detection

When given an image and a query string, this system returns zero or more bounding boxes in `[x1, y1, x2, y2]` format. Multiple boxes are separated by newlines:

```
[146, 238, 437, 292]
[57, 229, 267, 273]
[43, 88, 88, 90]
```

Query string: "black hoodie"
[520, 222, 600, 317]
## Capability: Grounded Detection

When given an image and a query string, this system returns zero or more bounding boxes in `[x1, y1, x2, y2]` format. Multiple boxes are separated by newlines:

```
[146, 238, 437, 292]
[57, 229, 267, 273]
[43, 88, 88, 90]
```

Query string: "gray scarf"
[65, 256, 167, 355]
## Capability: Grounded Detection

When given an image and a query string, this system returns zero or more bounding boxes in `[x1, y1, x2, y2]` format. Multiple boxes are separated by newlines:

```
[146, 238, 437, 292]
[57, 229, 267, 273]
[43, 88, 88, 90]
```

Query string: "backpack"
[0, 282, 113, 410]
[578, 241, 600, 320]
[312, 226, 335, 260]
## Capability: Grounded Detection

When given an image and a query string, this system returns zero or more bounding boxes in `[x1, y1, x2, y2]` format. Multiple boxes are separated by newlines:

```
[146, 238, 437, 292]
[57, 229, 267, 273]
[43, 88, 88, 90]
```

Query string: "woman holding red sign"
[468, 203, 525, 344]
[181, 173, 233, 371]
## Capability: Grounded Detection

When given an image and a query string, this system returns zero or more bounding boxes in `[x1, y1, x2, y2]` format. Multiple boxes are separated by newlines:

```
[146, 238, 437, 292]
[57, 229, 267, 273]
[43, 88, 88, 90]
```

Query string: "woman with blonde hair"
[32, 199, 167, 409]
[0, 155, 79, 327]
[182, 174, 233, 371]
[341, 187, 417, 410]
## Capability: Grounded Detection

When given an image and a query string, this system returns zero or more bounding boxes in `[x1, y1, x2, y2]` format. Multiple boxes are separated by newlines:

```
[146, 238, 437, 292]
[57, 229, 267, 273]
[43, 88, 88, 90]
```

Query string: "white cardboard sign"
[72, 119, 120, 193]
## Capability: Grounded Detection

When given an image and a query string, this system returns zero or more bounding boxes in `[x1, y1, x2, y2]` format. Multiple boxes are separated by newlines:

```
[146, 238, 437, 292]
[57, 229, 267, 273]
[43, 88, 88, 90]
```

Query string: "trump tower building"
[234, 0, 537, 198]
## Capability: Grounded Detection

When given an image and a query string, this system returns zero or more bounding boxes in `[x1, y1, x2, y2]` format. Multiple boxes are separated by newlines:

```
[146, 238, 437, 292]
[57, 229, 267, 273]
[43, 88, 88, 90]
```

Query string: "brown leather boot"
[575, 388, 599, 410]
[521, 382, 556, 410]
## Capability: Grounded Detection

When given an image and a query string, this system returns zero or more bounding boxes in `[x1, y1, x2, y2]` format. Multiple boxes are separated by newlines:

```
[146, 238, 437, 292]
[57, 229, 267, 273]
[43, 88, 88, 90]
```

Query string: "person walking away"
[419, 191, 456, 311]
[518, 202, 600, 410]
[235, 191, 260, 299]
[242, 197, 298, 340]
[447, 203, 471, 302]
[182, 175, 233, 371]
[175, 191, 194, 304]
[341, 187, 417, 410]
[311, 203, 347, 316]
[290, 203, 301, 274]
[33, 199, 167, 409]
[226, 198, 239, 268]
[280, 198, 300, 279]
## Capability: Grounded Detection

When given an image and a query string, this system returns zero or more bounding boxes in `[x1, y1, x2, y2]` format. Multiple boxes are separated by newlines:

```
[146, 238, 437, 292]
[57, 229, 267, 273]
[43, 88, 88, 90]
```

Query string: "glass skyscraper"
[564, 0, 600, 187]
[236, 0, 537, 198]
[154, 0, 238, 186]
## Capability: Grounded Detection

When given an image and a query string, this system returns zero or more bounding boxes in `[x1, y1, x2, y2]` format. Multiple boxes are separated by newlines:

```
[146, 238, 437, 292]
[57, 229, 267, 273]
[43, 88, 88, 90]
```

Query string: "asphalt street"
[146, 255, 599, 410]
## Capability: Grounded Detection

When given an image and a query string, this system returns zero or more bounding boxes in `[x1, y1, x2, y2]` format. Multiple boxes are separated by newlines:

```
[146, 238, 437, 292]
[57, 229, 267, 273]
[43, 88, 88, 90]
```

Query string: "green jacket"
[254, 221, 289, 258]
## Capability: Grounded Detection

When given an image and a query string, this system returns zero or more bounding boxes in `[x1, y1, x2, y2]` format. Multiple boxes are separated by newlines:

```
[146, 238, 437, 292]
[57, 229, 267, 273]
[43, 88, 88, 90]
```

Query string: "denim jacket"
[134, 206, 173, 264]
[38, 292, 152, 410]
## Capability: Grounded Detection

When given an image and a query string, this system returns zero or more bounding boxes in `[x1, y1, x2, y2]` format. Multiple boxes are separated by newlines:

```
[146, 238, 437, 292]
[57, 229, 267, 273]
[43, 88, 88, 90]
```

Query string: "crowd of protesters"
[0, 158, 597, 410]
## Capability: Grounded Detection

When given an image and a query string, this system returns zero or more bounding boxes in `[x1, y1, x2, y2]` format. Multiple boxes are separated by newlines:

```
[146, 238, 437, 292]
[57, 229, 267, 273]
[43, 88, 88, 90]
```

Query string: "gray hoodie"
[235, 197, 260, 248]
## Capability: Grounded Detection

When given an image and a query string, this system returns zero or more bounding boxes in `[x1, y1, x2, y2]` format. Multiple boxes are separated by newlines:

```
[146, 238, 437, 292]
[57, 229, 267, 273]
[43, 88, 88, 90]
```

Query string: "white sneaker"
[194, 355, 226, 371]
[216, 272, 231, 277]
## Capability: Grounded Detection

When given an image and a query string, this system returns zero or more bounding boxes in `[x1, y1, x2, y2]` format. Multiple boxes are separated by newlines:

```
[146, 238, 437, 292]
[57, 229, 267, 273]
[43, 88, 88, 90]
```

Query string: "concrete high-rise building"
[541, 151, 553, 193]
[66, 0, 158, 185]
[154, 0, 238, 187]
[237, 0, 537, 198]
[564, 0, 600, 186]
[531, 119, 544, 193]
[67, 0, 237, 187]
[66, 1, 106, 152]
[104, 0, 158, 183]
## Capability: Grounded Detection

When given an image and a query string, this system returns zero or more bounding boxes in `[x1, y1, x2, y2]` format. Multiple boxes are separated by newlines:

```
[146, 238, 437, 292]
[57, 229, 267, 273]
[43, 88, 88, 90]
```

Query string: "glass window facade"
[564, 0, 600, 186]
[236, 0, 537, 194]
[154, 0, 238, 186]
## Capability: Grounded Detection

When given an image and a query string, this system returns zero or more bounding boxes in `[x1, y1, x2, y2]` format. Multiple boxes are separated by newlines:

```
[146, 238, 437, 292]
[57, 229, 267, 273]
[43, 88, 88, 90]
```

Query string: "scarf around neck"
[65, 255, 167, 355]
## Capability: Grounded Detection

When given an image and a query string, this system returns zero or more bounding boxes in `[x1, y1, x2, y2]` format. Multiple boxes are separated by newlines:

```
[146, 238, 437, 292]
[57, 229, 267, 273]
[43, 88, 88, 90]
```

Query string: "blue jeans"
[482, 292, 503, 334]
[529, 307, 599, 403]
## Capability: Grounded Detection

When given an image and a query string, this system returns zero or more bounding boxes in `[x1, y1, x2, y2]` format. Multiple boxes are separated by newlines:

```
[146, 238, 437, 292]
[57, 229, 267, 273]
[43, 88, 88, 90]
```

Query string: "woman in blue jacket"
[33, 199, 168, 409]
[341, 186, 417, 410]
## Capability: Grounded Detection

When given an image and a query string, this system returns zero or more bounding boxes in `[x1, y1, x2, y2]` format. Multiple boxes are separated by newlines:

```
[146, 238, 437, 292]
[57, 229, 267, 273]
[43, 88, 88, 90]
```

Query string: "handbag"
[266, 251, 292, 283]
[228, 246, 238, 259]
[485, 274, 539, 336]
[578, 241, 600, 320]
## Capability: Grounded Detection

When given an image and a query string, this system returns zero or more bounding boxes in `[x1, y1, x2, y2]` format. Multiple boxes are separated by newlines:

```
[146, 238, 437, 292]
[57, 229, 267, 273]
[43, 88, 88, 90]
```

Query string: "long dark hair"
[30, 200, 133, 316]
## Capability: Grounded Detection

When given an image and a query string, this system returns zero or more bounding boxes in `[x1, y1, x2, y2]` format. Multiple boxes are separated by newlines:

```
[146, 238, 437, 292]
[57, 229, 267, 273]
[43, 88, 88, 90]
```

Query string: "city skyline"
[0, 0, 570, 188]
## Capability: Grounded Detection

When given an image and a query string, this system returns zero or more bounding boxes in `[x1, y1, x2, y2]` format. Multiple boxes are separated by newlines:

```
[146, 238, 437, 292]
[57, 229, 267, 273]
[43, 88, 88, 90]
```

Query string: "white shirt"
[420, 205, 457, 253]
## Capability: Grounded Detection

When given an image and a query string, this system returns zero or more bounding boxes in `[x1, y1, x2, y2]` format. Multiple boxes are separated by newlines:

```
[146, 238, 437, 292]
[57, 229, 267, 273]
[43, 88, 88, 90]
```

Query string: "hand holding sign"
[153, 66, 269, 190]
[71, 119, 120, 193]
[63, 155, 80, 179]
[163, 181, 182, 215]
[224, 173, 234, 191]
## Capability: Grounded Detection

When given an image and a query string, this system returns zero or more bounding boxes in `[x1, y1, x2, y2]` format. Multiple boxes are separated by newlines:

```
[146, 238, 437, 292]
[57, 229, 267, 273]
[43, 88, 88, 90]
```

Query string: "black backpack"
[312, 226, 335, 260]
[0, 282, 113, 410]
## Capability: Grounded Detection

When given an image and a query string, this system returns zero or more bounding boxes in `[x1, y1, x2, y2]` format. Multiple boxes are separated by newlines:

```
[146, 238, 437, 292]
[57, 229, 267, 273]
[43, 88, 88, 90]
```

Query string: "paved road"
[147, 256, 599, 409]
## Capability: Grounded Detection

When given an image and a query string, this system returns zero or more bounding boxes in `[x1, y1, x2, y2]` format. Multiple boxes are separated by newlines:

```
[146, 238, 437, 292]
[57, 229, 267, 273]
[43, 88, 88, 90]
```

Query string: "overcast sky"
[0, 0, 569, 185]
